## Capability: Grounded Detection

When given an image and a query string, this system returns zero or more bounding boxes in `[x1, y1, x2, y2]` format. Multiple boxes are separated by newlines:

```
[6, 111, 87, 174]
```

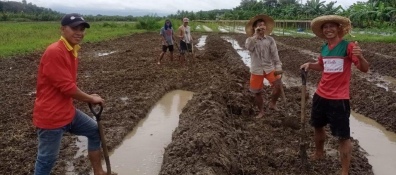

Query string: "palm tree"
[322, 1, 343, 15]
[349, 2, 377, 27]
[278, 0, 299, 6]
[304, 0, 326, 18]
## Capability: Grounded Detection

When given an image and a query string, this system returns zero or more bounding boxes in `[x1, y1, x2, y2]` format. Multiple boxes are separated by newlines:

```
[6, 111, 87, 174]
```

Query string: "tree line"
[1, 0, 395, 28]
[0, 0, 139, 22]
[168, 0, 396, 28]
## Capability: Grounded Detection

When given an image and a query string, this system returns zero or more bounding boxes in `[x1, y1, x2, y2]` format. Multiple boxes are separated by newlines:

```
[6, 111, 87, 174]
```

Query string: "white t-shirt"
[181, 26, 192, 43]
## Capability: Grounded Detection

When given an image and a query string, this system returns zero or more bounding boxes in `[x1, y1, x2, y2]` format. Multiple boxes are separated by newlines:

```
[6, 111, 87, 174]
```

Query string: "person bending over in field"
[300, 15, 369, 175]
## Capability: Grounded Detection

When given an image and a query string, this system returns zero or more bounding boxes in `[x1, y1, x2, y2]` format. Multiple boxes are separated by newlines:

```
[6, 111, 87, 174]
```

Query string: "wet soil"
[232, 33, 396, 133]
[1, 32, 394, 174]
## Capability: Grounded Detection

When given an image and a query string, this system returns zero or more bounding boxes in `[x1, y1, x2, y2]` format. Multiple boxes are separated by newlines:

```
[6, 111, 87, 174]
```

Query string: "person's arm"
[172, 29, 176, 42]
[72, 88, 104, 105]
[355, 56, 369, 73]
[160, 28, 167, 45]
[349, 41, 369, 73]
[245, 37, 257, 52]
[43, 48, 104, 105]
[42, 49, 78, 96]
[300, 60, 323, 71]
[178, 26, 184, 39]
[190, 28, 193, 41]
[269, 38, 282, 71]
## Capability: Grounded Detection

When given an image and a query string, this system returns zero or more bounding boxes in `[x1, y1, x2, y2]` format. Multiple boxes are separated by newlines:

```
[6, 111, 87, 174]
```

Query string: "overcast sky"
[27, 0, 367, 16]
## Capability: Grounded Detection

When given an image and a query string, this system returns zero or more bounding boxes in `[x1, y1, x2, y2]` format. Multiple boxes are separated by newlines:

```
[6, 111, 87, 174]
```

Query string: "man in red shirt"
[33, 13, 107, 175]
[300, 15, 369, 175]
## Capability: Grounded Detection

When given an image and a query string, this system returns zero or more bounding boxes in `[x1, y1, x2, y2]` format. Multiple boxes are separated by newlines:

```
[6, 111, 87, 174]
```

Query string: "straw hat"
[245, 14, 275, 36]
[311, 15, 352, 39]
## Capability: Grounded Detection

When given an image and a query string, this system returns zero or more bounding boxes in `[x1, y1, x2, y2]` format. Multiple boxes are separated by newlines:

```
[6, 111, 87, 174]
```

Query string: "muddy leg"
[158, 52, 165, 65]
[269, 79, 281, 111]
[254, 92, 265, 118]
[339, 138, 352, 175]
[89, 150, 107, 175]
[179, 54, 185, 66]
[170, 51, 174, 61]
[312, 127, 326, 160]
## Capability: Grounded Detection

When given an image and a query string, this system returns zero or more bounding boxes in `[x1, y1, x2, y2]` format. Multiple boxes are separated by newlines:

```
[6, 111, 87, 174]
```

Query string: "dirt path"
[0, 32, 385, 174]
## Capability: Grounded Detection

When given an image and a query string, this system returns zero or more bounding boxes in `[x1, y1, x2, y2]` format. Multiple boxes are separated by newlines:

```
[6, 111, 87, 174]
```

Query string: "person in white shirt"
[178, 17, 193, 65]
[245, 14, 283, 119]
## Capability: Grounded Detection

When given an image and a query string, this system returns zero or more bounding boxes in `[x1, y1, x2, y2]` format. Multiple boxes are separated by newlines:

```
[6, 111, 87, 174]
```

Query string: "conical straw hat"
[245, 14, 275, 36]
[311, 15, 351, 39]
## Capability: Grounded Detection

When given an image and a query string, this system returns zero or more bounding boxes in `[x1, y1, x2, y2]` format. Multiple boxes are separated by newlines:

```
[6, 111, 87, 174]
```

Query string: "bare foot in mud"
[255, 111, 265, 119]
[341, 171, 348, 175]
[268, 102, 280, 111]
[310, 152, 325, 161]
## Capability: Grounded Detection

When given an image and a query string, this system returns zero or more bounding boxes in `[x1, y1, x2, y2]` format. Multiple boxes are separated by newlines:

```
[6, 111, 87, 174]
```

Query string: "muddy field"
[1, 32, 395, 175]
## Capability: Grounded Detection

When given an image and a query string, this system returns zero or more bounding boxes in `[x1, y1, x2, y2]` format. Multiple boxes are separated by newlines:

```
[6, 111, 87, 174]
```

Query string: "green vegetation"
[0, 22, 143, 57]
[169, 0, 396, 29]
[1, 0, 395, 58]
[2, 0, 395, 30]
[202, 22, 221, 32]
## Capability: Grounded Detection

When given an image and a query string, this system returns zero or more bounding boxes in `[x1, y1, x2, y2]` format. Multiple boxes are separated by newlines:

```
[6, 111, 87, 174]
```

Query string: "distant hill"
[0, 0, 62, 21]
[1, 0, 61, 14]
[0, 0, 140, 22]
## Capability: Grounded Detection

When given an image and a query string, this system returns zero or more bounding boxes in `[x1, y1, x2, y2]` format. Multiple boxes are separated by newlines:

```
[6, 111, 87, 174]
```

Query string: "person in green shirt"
[300, 15, 369, 175]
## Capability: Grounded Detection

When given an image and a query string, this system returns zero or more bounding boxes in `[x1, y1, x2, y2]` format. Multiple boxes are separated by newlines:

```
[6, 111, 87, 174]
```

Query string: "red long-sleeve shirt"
[33, 37, 80, 129]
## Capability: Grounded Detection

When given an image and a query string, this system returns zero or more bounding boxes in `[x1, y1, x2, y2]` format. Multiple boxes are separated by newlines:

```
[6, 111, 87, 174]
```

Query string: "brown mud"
[2, 32, 394, 174]
[232, 34, 396, 133]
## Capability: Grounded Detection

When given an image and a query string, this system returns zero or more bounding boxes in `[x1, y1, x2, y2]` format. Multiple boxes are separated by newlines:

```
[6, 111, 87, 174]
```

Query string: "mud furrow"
[0, 32, 375, 175]
[160, 34, 372, 175]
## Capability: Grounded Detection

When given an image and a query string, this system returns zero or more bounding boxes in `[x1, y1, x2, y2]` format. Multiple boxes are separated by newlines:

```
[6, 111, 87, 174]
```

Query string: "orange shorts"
[249, 70, 280, 93]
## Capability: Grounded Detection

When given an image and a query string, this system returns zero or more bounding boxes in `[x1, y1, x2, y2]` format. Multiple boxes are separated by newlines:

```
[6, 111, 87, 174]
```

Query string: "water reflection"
[102, 90, 194, 175]
[350, 111, 396, 175]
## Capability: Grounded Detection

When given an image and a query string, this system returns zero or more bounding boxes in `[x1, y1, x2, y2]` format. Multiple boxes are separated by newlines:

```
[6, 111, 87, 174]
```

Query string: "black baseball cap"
[61, 13, 90, 28]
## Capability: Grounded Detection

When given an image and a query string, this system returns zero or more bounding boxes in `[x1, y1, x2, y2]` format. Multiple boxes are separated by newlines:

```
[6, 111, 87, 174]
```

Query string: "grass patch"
[0, 21, 143, 57]
[193, 22, 220, 32]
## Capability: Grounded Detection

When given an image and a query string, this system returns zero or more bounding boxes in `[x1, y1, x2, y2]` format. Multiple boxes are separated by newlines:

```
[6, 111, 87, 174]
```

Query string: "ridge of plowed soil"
[2, 32, 394, 174]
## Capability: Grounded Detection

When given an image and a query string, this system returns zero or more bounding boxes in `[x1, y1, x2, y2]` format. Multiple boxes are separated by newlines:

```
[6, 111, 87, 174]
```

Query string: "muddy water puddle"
[195, 35, 207, 50]
[224, 35, 396, 174]
[202, 25, 213, 32]
[358, 71, 396, 93]
[100, 90, 193, 175]
[97, 51, 116, 57]
[218, 26, 229, 33]
[350, 111, 396, 175]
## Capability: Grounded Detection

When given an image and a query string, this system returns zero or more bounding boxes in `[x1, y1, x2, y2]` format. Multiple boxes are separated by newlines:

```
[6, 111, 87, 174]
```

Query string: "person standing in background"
[158, 19, 176, 65]
[245, 14, 283, 119]
[178, 17, 193, 65]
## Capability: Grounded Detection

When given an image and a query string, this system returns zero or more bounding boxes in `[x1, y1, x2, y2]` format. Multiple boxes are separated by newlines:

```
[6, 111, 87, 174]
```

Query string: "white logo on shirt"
[324, 58, 344, 73]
